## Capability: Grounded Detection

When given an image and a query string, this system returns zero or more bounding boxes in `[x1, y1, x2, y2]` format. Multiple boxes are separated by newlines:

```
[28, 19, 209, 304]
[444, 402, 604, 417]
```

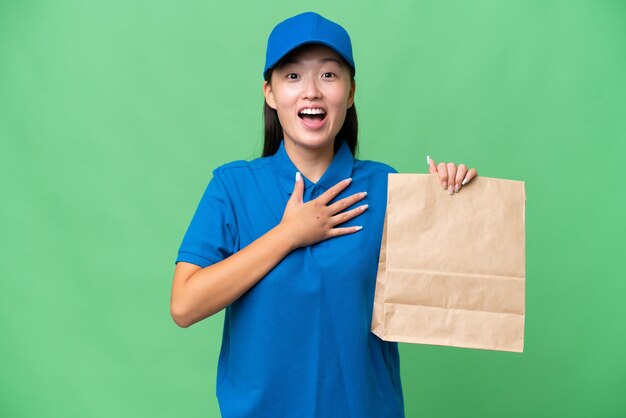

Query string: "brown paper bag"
[371, 173, 526, 352]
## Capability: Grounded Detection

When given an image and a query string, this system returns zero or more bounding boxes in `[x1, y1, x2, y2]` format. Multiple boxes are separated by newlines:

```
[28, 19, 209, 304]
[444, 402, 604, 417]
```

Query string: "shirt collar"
[272, 138, 355, 195]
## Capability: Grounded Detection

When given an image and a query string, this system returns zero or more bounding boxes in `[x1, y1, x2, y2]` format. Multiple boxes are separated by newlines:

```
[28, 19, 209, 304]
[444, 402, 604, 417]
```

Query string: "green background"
[1, 0, 625, 417]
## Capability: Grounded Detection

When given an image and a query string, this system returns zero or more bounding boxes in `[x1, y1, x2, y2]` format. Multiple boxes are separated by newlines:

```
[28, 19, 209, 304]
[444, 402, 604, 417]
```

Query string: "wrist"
[272, 222, 299, 254]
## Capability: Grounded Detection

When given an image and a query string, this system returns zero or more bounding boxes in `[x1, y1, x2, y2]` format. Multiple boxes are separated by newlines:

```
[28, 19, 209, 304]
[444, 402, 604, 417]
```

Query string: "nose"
[301, 75, 322, 100]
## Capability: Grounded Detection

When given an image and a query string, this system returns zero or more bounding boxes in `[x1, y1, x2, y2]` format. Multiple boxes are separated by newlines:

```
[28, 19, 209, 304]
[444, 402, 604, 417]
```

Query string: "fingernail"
[461, 177, 467, 186]
[354, 225, 363, 231]
[442, 180, 447, 190]
[295, 171, 301, 182]
[345, 177, 352, 184]
[448, 185, 454, 195]
[426, 155, 431, 166]
[454, 183, 460, 193]
[360, 204, 369, 210]
[361, 191, 368, 197]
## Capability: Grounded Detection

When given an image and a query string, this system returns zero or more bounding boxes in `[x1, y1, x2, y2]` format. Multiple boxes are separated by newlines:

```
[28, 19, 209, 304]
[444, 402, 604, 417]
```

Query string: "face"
[263, 44, 355, 152]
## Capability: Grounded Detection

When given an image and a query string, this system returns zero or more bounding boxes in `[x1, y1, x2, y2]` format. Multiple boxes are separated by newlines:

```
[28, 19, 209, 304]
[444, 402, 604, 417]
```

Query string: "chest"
[229, 175, 388, 295]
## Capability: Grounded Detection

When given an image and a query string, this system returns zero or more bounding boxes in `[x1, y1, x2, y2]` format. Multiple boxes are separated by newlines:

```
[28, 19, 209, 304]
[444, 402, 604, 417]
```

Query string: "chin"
[287, 131, 335, 148]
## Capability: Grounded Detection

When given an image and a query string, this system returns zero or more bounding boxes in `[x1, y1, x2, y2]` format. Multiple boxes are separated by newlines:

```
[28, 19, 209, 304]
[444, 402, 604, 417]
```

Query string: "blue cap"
[263, 12, 355, 80]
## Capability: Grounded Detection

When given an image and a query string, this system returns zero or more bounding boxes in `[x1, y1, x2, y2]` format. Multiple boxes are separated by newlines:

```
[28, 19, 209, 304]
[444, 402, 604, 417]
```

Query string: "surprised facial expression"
[263, 44, 355, 152]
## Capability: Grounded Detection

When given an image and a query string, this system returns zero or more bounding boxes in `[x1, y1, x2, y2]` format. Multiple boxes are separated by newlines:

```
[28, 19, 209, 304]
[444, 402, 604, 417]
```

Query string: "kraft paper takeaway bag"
[371, 173, 526, 352]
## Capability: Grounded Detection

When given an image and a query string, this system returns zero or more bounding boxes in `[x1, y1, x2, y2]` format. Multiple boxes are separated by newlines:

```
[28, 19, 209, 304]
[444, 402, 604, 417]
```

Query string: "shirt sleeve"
[175, 169, 238, 268]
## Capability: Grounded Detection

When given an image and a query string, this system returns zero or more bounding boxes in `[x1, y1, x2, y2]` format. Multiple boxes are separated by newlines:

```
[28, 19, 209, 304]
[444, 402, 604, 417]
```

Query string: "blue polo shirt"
[176, 138, 405, 418]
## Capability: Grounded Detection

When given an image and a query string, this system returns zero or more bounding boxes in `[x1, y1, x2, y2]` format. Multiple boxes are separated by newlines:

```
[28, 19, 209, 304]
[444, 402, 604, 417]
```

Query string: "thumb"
[426, 155, 438, 174]
[291, 171, 304, 204]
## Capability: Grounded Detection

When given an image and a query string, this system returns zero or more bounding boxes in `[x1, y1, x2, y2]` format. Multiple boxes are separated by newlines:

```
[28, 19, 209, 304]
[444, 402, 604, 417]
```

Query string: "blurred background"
[1, 0, 624, 417]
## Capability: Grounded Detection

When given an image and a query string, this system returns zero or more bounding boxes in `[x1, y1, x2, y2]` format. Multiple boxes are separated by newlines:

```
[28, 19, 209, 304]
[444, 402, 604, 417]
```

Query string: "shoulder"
[199, 156, 272, 206]
[212, 155, 273, 180]
[353, 158, 399, 175]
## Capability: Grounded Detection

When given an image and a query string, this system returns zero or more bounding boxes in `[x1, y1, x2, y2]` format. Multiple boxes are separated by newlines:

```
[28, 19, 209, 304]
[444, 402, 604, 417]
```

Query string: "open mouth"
[298, 108, 327, 122]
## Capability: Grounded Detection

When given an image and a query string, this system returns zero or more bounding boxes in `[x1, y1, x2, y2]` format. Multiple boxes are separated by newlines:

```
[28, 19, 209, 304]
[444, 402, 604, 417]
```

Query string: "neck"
[283, 139, 335, 184]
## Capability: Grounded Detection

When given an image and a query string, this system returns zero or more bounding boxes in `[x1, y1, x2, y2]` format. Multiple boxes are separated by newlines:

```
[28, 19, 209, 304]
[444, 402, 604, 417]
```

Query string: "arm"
[170, 173, 368, 328]
[170, 223, 295, 328]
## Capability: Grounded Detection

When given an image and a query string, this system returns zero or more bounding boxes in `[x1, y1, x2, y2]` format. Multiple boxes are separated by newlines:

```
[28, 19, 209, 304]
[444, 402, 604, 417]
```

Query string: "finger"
[291, 171, 304, 204]
[327, 225, 363, 238]
[454, 164, 468, 193]
[426, 155, 438, 174]
[461, 168, 478, 185]
[327, 191, 367, 214]
[329, 203, 368, 227]
[437, 162, 448, 189]
[318, 177, 352, 205]
[446, 162, 457, 195]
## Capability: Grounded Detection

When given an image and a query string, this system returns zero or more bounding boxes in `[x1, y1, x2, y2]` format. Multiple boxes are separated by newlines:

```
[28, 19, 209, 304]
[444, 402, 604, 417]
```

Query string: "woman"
[171, 12, 477, 418]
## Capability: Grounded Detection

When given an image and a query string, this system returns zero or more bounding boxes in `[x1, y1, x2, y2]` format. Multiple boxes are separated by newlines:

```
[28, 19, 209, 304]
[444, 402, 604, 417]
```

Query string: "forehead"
[280, 44, 344, 66]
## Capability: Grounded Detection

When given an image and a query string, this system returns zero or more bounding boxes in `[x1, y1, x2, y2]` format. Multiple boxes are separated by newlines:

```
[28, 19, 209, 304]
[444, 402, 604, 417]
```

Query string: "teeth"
[299, 108, 326, 115]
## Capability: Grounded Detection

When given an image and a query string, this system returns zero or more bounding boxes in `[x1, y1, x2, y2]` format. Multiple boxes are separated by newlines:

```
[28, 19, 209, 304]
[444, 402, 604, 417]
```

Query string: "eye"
[286, 73, 299, 80]
[321, 72, 335, 79]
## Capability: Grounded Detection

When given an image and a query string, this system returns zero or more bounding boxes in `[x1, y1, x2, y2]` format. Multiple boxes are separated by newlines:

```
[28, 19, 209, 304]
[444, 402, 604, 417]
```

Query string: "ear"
[263, 80, 277, 110]
[347, 79, 356, 109]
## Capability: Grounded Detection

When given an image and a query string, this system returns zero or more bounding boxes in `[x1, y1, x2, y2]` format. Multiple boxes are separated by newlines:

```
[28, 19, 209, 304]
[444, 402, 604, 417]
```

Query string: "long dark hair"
[262, 46, 358, 158]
